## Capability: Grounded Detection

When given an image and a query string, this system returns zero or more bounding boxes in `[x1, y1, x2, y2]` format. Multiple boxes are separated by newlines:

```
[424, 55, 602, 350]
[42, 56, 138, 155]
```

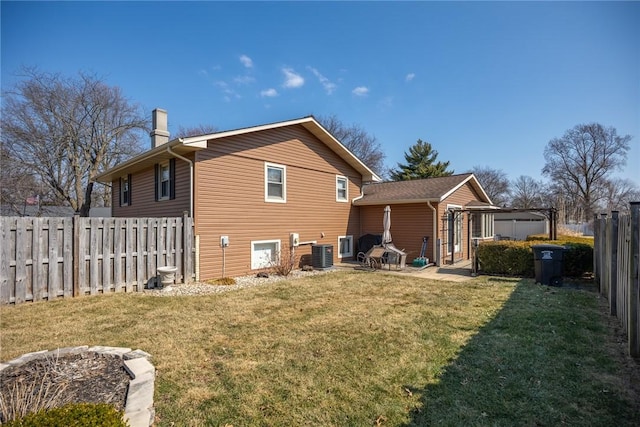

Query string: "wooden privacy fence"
[593, 202, 640, 358]
[1, 215, 194, 305]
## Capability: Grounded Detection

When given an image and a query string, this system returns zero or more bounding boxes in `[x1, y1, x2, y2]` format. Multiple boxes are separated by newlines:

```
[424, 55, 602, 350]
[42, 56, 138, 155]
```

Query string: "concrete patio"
[336, 260, 475, 283]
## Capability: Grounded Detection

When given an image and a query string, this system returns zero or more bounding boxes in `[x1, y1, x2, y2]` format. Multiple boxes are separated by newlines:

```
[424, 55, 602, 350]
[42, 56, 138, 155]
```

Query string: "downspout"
[166, 145, 194, 218]
[427, 201, 438, 266]
[352, 189, 365, 237]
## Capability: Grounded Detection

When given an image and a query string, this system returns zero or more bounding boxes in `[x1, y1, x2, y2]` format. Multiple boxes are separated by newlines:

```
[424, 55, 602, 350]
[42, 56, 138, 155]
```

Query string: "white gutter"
[427, 201, 438, 266]
[351, 192, 364, 204]
[166, 145, 194, 218]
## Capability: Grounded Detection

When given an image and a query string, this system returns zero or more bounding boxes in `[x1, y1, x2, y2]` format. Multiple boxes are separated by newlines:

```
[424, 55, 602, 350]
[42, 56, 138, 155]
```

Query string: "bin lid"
[531, 244, 565, 250]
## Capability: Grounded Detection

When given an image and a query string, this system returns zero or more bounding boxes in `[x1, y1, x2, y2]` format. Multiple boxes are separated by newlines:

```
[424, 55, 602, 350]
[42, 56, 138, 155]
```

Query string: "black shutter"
[128, 174, 132, 205]
[154, 164, 159, 201]
[118, 177, 122, 207]
[169, 158, 176, 200]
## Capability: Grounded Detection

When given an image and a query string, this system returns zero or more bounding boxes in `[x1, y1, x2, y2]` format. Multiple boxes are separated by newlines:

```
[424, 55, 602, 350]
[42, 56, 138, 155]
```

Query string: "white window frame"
[158, 162, 170, 200]
[265, 163, 286, 203]
[338, 235, 353, 258]
[472, 213, 495, 239]
[251, 239, 281, 270]
[120, 175, 130, 206]
[336, 176, 348, 202]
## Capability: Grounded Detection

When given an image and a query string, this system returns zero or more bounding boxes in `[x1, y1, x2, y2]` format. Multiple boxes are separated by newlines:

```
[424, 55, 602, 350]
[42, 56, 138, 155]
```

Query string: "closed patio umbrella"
[382, 205, 392, 245]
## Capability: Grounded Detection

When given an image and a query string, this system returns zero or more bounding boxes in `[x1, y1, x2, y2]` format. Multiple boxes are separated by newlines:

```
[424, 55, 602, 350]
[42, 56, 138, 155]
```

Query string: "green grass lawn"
[1, 272, 638, 426]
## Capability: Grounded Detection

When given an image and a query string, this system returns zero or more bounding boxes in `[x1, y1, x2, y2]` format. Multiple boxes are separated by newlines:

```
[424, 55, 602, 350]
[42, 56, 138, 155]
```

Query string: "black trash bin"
[532, 244, 565, 286]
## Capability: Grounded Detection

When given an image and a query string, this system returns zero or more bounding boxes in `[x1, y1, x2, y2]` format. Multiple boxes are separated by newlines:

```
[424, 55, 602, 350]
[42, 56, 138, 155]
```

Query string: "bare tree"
[471, 166, 510, 206]
[0, 145, 48, 215]
[598, 178, 640, 215]
[2, 69, 147, 216]
[510, 175, 546, 209]
[315, 114, 386, 177]
[174, 124, 218, 139]
[542, 123, 632, 222]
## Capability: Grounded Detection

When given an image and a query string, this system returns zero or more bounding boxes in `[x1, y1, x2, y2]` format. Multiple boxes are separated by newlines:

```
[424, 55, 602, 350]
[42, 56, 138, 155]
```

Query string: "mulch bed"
[0, 352, 130, 422]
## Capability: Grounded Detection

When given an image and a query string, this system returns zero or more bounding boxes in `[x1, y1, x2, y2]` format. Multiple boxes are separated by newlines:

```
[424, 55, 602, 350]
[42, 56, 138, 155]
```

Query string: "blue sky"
[2, 1, 639, 185]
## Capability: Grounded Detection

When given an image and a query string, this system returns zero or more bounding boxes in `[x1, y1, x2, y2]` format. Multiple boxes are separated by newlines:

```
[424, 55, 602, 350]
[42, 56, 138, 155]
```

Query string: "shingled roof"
[353, 173, 492, 206]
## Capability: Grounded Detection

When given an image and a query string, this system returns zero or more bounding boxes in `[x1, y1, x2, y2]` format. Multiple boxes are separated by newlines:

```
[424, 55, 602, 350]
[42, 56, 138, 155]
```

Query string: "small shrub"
[269, 244, 299, 277]
[477, 241, 534, 276]
[3, 402, 128, 427]
[478, 237, 594, 278]
[563, 243, 593, 276]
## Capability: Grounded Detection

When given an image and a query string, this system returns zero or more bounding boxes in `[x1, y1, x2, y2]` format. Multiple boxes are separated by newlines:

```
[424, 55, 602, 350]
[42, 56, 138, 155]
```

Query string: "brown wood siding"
[359, 203, 435, 262]
[194, 125, 363, 279]
[111, 155, 191, 218]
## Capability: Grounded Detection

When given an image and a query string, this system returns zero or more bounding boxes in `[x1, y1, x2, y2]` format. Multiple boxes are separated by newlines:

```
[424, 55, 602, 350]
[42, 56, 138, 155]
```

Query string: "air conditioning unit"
[311, 244, 333, 269]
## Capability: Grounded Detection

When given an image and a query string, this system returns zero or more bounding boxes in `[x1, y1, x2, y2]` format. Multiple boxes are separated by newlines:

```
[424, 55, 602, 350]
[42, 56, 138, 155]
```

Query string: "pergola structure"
[443, 207, 559, 266]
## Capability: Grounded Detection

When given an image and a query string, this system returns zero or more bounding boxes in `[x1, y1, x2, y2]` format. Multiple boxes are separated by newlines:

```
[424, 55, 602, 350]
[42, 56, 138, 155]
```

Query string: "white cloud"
[233, 75, 256, 85]
[261, 88, 279, 97]
[282, 67, 304, 88]
[405, 73, 415, 82]
[307, 66, 337, 94]
[215, 81, 240, 100]
[239, 54, 253, 68]
[352, 86, 369, 96]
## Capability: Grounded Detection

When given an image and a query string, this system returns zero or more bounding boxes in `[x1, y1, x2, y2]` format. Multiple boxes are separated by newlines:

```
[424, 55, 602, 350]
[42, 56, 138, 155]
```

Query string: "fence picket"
[15, 219, 27, 304]
[0, 218, 12, 304]
[32, 219, 43, 301]
[102, 218, 112, 293]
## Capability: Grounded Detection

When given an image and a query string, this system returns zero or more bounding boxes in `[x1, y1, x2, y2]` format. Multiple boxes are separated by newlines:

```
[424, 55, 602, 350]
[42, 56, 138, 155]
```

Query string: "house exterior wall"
[194, 125, 363, 279]
[357, 181, 487, 266]
[111, 154, 192, 218]
[359, 203, 435, 262]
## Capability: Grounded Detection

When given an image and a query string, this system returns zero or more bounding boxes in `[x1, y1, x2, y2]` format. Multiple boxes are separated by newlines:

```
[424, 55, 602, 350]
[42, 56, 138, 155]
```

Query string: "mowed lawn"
[1, 271, 638, 426]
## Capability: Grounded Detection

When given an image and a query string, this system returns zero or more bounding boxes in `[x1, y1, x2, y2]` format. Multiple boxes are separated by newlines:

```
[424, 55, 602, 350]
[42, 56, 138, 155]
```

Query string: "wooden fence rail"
[594, 202, 640, 358]
[0, 215, 194, 305]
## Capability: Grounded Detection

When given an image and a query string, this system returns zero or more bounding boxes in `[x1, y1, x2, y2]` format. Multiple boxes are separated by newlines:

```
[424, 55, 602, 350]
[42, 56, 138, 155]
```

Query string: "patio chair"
[357, 245, 387, 270]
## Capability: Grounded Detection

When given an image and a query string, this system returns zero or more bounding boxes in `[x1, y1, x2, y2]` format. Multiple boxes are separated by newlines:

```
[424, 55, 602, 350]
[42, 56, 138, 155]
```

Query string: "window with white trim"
[265, 163, 286, 202]
[336, 176, 348, 202]
[338, 235, 353, 258]
[154, 159, 175, 201]
[472, 213, 494, 239]
[251, 240, 281, 269]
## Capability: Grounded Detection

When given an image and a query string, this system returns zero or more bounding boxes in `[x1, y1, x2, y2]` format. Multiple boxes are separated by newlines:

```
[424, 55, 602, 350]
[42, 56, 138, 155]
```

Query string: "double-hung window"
[336, 176, 348, 202]
[155, 159, 175, 201]
[265, 163, 286, 203]
[120, 174, 131, 206]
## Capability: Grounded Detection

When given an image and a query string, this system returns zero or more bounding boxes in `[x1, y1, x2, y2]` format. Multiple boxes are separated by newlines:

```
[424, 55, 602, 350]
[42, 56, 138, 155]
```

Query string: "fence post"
[610, 211, 619, 316]
[183, 212, 193, 283]
[593, 214, 599, 287]
[73, 214, 80, 297]
[629, 202, 639, 358]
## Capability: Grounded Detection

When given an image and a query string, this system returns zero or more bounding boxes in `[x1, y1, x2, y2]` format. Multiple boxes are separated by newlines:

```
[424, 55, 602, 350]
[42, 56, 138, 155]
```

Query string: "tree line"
[1, 69, 637, 221]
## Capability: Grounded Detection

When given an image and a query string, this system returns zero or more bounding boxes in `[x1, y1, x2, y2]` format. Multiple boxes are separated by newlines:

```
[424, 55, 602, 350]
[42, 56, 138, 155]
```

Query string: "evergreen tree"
[389, 139, 453, 181]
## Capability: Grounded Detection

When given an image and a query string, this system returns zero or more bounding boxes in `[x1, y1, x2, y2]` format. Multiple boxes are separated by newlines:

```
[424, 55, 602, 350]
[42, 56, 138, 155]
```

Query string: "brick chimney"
[150, 108, 170, 148]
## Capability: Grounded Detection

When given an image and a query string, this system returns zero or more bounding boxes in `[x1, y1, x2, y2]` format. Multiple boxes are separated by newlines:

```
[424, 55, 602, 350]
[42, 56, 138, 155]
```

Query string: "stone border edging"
[0, 346, 155, 427]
